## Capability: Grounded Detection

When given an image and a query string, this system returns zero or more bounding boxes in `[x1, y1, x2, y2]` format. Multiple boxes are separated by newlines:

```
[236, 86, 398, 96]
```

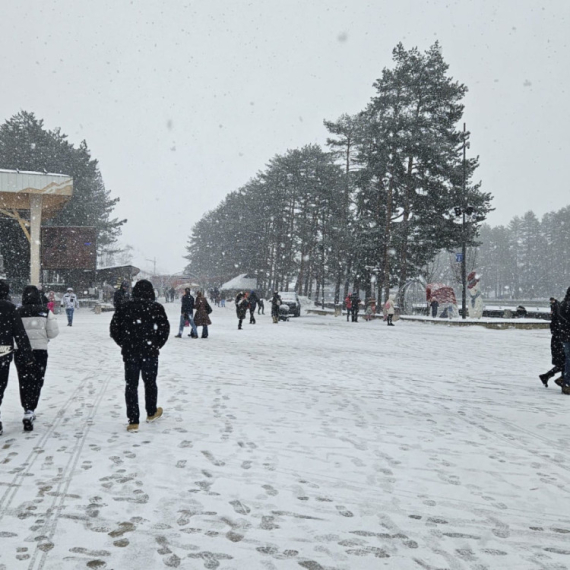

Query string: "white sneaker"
[23, 410, 36, 432]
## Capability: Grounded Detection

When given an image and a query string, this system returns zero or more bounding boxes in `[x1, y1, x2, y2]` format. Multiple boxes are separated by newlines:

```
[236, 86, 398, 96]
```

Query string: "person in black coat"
[248, 290, 258, 324]
[0, 280, 35, 436]
[271, 291, 282, 324]
[557, 287, 570, 394]
[235, 291, 249, 330]
[350, 291, 361, 322]
[175, 288, 198, 338]
[110, 279, 170, 431]
[113, 281, 130, 308]
[539, 298, 566, 387]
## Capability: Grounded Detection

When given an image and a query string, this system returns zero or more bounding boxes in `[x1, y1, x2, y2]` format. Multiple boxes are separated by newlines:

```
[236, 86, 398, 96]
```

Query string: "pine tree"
[0, 111, 125, 286]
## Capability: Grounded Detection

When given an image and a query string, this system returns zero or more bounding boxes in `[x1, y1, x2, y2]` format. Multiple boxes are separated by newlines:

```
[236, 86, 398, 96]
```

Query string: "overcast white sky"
[1, 0, 569, 273]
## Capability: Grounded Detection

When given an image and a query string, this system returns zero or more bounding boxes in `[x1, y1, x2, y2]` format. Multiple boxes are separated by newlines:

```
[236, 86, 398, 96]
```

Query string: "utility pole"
[461, 123, 468, 320]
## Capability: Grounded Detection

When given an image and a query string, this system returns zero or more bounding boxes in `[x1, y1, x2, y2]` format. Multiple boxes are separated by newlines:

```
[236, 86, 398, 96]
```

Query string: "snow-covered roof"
[220, 273, 257, 290]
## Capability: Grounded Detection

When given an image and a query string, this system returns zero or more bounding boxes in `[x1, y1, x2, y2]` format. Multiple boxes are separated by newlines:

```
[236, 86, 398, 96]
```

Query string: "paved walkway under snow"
[0, 303, 569, 570]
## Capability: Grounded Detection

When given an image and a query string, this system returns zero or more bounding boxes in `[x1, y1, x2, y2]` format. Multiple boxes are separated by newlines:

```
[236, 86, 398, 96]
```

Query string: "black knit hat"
[132, 279, 155, 301]
[22, 285, 43, 305]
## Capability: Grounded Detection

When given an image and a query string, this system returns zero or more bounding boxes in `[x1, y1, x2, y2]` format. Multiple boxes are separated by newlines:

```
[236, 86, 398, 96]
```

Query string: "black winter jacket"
[181, 293, 195, 316]
[235, 293, 249, 319]
[0, 299, 34, 360]
[113, 288, 130, 308]
[558, 291, 570, 344]
[110, 281, 170, 361]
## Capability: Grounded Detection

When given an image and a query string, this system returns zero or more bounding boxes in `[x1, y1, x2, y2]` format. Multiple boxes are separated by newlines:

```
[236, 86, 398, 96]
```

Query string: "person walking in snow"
[556, 287, 570, 395]
[248, 290, 258, 324]
[113, 281, 130, 309]
[0, 280, 35, 436]
[193, 291, 212, 338]
[384, 294, 396, 326]
[110, 280, 170, 431]
[14, 286, 59, 431]
[271, 291, 282, 324]
[539, 297, 565, 388]
[235, 291, 249, 330]
[257, 298, 264, 315]
[350, 291, 361, 322]
[60, 287, 79, 326]
[175, 288, 198, 338]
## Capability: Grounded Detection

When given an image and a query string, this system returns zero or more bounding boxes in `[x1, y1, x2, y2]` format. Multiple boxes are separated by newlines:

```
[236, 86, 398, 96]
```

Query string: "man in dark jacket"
[110, 280, 170, 431]
[248, 290, 258, 324]
[235, 291, 249, 330]
[113, 281, 130, 308]
[539, 298, 565, 387]
[271, 291, 282, 324]
[0, 280, 35, 436]
[175, 288, 198, 338]
[557, 287, 570, 394]
[350, 291, 361, 322]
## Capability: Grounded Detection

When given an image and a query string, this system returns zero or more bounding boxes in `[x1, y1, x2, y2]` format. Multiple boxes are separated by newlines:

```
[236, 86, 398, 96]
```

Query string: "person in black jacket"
[113, 281, 130, 308]
[235, 291, 249, 330]
[271, 291, 282, 324]
[539, 298, 565, 387]
[110, 280, 170, 431]
[175, 288, 198, 338]
[0, 280, 35, 436]
[248, 290, 258, 324]
[350, 291, 361, 322]
[558, 287, 570, 394]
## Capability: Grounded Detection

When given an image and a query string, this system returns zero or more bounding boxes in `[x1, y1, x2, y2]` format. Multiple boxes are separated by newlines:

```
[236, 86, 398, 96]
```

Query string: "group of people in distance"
[540, 287, 570, 395]
[173, 287, 212, 339]
[344, 290, 396, 326]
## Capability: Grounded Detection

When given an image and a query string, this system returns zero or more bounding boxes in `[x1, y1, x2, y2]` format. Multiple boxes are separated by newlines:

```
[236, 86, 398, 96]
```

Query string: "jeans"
[66, 308, 74, 325]
[124, 356, 158, 424]
[178, 313, 198, 337]
[201, 325, 209, 338]
[15, 350, 48, 411]
[564, 342, 570, 385]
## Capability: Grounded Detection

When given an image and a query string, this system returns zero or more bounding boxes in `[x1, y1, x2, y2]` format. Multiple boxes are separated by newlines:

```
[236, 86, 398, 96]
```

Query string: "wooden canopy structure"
[0, 168, 73, 285]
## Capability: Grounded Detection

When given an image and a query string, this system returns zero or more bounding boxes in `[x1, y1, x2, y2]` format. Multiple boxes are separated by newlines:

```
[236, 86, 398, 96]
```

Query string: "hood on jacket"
[22, 285, 43, 305]
[0, 279, 9, 300]
[132, 279, 156, 301]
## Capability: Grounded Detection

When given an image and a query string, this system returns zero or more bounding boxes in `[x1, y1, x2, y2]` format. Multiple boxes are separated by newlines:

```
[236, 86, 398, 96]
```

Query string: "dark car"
[278, 292, 301, 317]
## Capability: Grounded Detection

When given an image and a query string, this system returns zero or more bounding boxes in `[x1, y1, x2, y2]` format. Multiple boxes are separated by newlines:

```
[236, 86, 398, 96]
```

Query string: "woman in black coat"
[540, 298, 565, 387]
[235, 291, 249, 330]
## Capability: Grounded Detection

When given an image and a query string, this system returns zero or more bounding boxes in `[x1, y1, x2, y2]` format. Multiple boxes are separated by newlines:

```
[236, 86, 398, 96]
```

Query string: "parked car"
[279, 291, 301, 317]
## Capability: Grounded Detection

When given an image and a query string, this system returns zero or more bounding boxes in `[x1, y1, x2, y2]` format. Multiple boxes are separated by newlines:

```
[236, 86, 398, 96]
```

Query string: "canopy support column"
[29, 194, 43, 286]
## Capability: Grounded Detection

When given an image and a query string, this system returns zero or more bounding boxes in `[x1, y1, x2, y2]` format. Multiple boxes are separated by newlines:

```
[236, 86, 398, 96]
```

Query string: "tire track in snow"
[26, 373, 112, 570]
[0, 372, 98, 521]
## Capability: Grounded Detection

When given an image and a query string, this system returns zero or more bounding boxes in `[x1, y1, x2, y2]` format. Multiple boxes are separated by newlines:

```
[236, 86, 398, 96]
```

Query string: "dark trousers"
[351, 307, 359, 322]
[15, 349, 48, 411]
[0, 354, 13, 408]
[238, 318, 243, 329]
[258, 302, 264, 315]
[249, 308, 256, 323]
[124, 356, 158, 424]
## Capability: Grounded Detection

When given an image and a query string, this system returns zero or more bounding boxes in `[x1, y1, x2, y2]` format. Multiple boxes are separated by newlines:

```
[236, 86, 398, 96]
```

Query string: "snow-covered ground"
[0, 303, 569, 570]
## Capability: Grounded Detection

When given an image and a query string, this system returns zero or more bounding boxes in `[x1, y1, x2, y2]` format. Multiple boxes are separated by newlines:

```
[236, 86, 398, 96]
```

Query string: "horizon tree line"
[185, 42, 493, 304]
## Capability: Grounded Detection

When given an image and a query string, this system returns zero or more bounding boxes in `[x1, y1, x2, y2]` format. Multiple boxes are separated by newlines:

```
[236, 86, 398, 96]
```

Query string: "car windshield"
[280, 293, 296, 299]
